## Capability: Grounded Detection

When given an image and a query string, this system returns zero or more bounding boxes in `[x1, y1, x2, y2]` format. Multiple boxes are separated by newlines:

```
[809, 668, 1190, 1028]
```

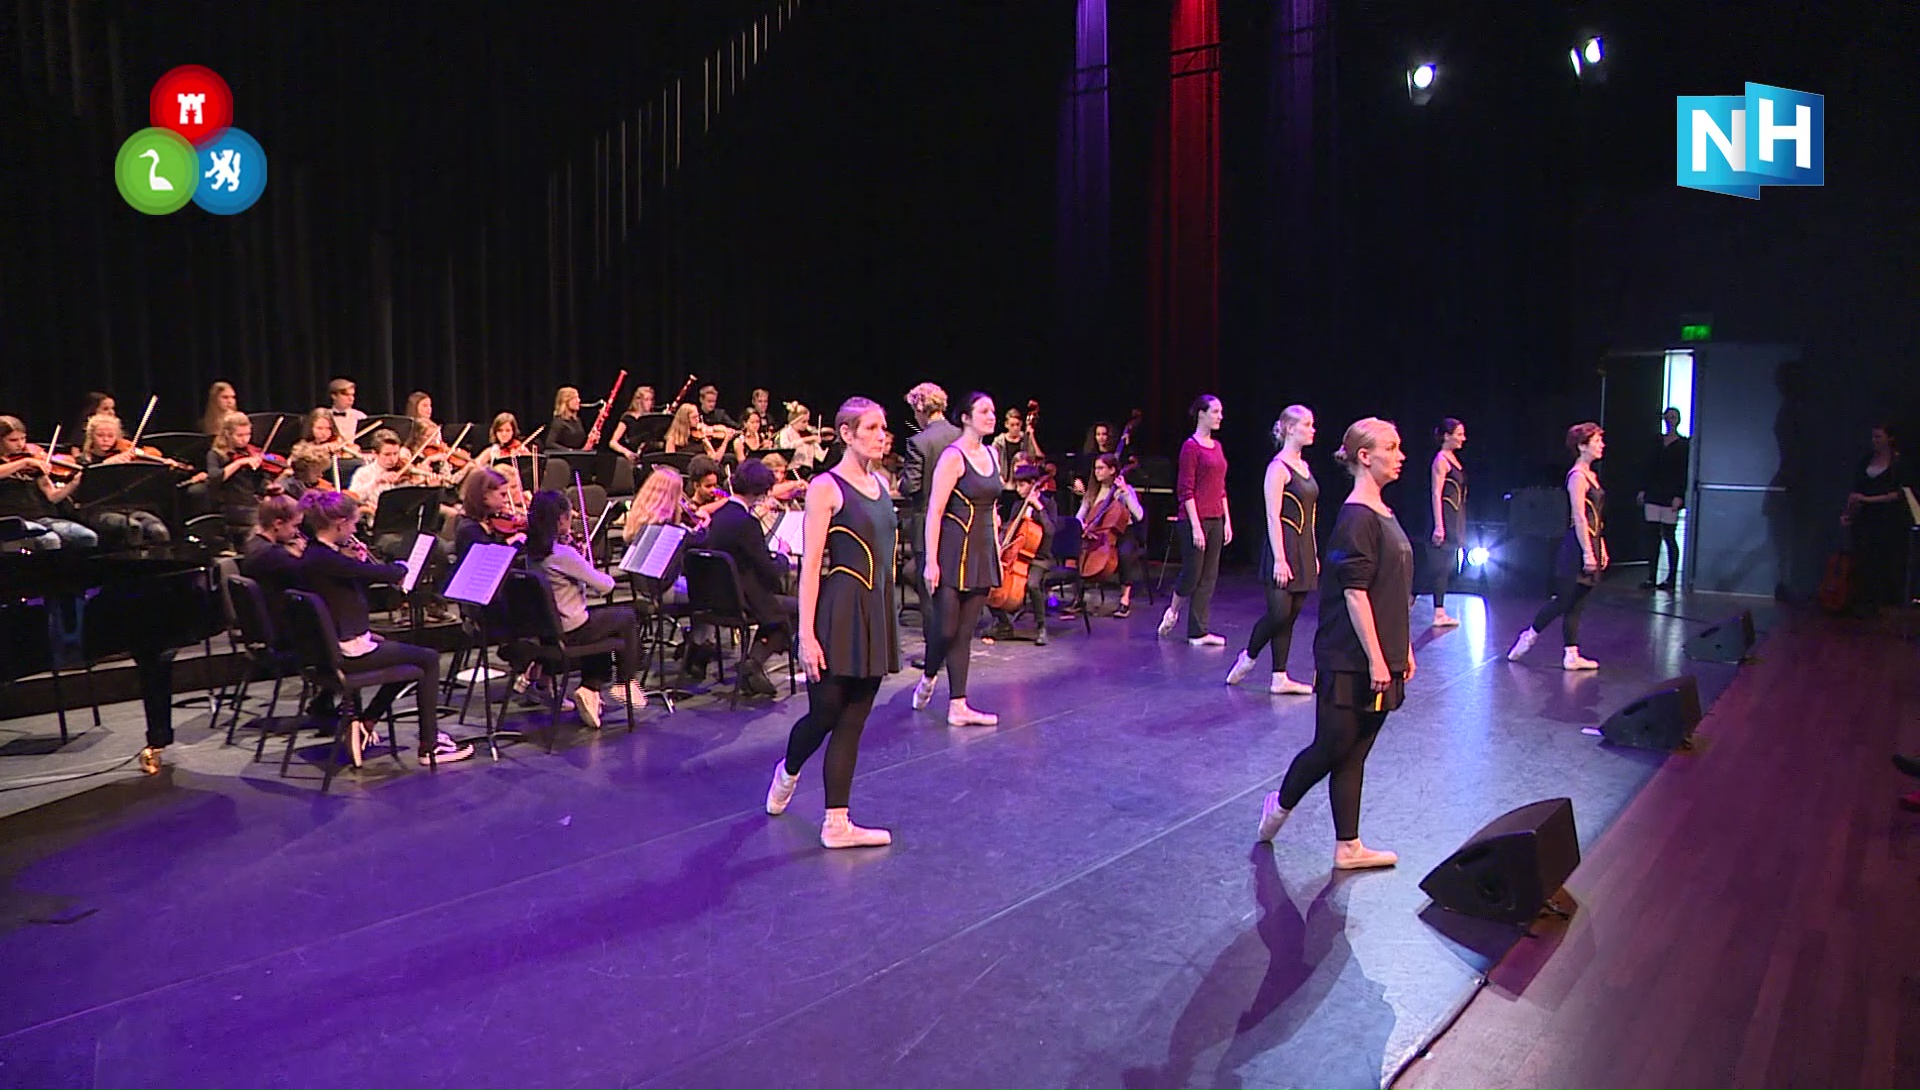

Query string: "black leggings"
[567, 604, 644, 687]
[783, 674, 883, 809]
[1245, 586, 1308, 674]
[1649, 521, 1679, 581]
[1278, 684, 1388, 842]
[924, 586, 989, 699]
[347, 637, 441, 755]
[1532, 577, 1595, 646]
[1430, 544, 1459, 608]
[1176, 515, 1225, 638]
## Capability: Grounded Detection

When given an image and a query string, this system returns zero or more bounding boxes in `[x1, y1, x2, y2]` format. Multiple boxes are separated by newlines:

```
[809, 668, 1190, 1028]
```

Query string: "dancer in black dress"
[1841, 423, 1909, 612]
[766, 397, 902, 849]
[1228, 405, 1319, 695]
[1427, 418, 1467, 627]
[1508, 423, 1609, 670]
[915, 391, 1002, 727]
[1257, 418, 1411, 870]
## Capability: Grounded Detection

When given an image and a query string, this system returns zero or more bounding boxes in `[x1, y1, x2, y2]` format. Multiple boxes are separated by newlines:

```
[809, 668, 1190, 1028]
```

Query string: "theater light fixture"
[1407, 62, 1438, 105]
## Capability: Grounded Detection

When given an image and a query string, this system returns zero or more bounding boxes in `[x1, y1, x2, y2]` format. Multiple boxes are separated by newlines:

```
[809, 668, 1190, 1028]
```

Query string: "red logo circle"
[150, 64, 233, 147]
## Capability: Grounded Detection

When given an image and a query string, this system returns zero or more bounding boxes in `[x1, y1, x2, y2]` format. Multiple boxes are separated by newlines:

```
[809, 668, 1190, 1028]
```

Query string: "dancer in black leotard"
[1427, 418, 1467, 628]
[914, 391, 1002, 727]
[766, 397, 901, 849]
[1508, 422, 1609, 670]
[1257, 417, 1412, 871]
[1228, 404, 1319, 695]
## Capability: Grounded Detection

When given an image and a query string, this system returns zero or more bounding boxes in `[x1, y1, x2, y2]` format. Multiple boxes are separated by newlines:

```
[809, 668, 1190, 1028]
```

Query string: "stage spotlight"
[1467, 545, 1492, 568]
[1583, 37, 1603, 65]
[1572, 36, 1606, 82]
[1406, 63, 1437, 105]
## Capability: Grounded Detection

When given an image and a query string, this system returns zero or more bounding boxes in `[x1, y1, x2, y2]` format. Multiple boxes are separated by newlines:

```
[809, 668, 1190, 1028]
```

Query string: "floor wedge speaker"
[1599, 674, 1701, 751]
[1420, 798, 1580, 925]
[1685, 609, 1755, 663]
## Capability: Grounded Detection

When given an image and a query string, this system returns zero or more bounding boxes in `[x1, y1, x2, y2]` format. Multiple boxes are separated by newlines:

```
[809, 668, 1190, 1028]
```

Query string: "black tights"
[1245, 587, 1308, 674]
[924, 586, 988, 699]
[1532, 577, 1595, 646]
[1278, 685, 1388, 842]
[1430, 545, 1459, 610]
[783, 675, 883, 809]
[1649, 521, 1679, 582]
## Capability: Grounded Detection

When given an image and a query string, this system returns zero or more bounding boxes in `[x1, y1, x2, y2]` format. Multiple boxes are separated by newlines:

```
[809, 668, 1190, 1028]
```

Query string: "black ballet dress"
[938, 445, 1003, 592]
[1257, 461, 1320, 592]
[1439, 459, 1467, 547]
[1554, 473, 1607, 586]
[817, 470, 901, 677]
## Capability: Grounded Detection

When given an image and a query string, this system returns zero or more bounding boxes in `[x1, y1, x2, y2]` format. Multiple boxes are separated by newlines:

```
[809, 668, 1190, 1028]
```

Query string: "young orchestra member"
[325, 378, 367, 438]
[74, 391, 117, 441]
[74, 414, 173, 545]
[916, 391, 1002, 727]
[703, 459, 798, 698]
[608, 386, 659, 463]
[547, 386, 588, 452]
[740, 387, 772, 428]
[1074, 453, 1144, 617]
[1508, 423, 1609, 670]
[664, 404, 711, 457]
[731, 409, 769, 465]
[775, 401, 828, 471]
[695, 384, 738, 435]
[621, 465, 688, 542]
[1427, 418, 1468, 627]
[1159, 394, 1231, 646]
[200, 381, 238, 435]
[208, 411, 288, 549]
[525, 489, 648, 726]
[476, 413, 530, 469]
[992, 405, 1042, 488]
[292, 408, 363, 486]
[0, 415, 95, 551]
[986, 463, 1055, 645]
[1228, 406, 1318, 695]
[1081, 421, 1116, 455]
[1257, 418, 1412, 871]
[765, 396, 900, 849]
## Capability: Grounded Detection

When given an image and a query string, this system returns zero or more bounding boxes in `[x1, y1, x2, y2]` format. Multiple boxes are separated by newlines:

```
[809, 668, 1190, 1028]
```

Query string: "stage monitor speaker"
[1419, 798, 1580, 925]
[1599, 674, 1701, 751]
[1686, 609, 1755, 663]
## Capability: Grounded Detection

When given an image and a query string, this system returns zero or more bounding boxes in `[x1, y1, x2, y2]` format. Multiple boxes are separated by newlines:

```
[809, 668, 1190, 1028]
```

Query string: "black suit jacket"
[903, 416, 962, 506]
[704, 499, 790, 624]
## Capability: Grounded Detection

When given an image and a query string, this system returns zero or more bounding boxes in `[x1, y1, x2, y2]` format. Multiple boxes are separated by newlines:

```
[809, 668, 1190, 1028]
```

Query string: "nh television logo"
[1676, 82, 1823, 199]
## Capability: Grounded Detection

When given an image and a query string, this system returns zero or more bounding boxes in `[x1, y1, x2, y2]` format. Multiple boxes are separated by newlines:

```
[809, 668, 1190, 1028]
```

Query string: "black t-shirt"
[1313, 502, 1414, 675]
[546, 414, 588, 452]
[700, 406, 738, 429]
[0, 474, 50, 520]
[1643, 436, 1690, 507]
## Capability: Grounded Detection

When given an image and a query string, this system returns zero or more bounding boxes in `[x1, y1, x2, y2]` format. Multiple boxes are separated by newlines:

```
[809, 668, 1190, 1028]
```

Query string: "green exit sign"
[1680, 323, 1712, 342]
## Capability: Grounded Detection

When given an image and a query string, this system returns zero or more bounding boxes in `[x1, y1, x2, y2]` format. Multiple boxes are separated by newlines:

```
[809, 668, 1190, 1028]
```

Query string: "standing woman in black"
[765, 397, 901, 849]
[914, 391, 1002, 727]
[1427, 418, 1468, 628]
[1256, 418, 1412, 870]
[1841, 423, 1909, 612]
[1228, 404, 1318, 695]
[1508, 423, 1609, 670]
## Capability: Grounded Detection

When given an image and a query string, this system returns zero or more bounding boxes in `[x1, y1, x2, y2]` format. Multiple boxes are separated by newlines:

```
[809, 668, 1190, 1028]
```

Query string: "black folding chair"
[498, 569, 636, 749]
[281, 590, 421, 791]
[682, 549, 797, 708]
[222, 574, 305, 758]
[1044, 516, 1093, 635]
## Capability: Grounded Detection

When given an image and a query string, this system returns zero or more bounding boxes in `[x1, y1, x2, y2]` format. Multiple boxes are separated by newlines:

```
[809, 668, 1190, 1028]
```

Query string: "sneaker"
[1656, 578, 1677, 591]
[1226, 651, 1257, 686]
[1562, 646, 1599, 671]
[911, 674, 937, 711]
[1432, 610, 1461, 628]
[604, 679, 649, 708]
[1333, 839, 1398, 870]
[765, 761, 800, 815]
[1157, 605, 1181, 639]
[417, 733, 475, 766]
[1256, 791, 1290, 843]
[947, 701, 999, 727]
[574, 686, 603, 729]
[1112, 603, 1132, 619]
[1033, 626, 1049, 647]
[1271, 673, 1313, 695]
[1188, 633, 1227, 647]
[1506, 627, 1538, 661]
[740, 662, 779, 698]
[821, 808, 892, 848]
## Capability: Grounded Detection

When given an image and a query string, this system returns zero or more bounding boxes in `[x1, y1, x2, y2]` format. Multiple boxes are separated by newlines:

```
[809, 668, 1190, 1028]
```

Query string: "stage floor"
[0, 576, 1752, 1088]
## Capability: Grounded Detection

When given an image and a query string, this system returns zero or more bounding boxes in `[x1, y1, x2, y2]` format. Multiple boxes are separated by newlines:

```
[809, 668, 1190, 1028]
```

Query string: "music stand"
[143, 431, 210, 466]
[642, 451, 695, 476]
[72, 463, 182, 541]
[747, 448, 797, 464]
[247, 412, 302, 455]
[631, 413, 673, 451]
[370, 485, 441, 538]
[551, 451, 614, 490]
[364, 414, 414, 443]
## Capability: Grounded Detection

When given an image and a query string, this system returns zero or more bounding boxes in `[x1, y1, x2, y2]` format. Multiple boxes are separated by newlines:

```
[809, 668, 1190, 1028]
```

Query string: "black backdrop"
[7, 0, 1916, 584]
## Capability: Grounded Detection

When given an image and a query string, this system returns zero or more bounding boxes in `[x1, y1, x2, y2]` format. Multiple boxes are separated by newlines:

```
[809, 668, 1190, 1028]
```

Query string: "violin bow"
[130, 394, 159, 447]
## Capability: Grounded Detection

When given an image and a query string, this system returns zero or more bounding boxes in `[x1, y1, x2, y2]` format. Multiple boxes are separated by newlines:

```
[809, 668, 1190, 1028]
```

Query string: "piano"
[0, 541, 226, 765]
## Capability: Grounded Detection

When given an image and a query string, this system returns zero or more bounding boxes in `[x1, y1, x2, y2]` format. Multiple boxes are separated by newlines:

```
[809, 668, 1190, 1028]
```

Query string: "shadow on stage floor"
[0, 574, 1755, 1088]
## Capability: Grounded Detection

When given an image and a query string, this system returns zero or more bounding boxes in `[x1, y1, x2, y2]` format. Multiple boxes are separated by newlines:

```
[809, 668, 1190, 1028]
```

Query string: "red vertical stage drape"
[1148, 0, 1221, 441]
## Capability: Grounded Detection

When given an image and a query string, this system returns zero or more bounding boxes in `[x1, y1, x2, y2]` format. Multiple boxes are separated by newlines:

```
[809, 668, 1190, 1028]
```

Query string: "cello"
[1079, 410, 1141, 581]
[988, 480, 1046, 613]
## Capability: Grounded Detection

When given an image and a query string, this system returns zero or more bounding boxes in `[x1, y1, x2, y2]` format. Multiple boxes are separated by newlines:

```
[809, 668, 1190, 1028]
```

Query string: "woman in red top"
[1160, 394, 1233, 645]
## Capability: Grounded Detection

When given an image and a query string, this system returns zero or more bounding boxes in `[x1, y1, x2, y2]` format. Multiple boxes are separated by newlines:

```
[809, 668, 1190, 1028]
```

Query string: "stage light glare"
[1412, 63, 1436, 90]
[1569, 48, 1582, 76]
[1467, 546, 1492, 568]
[1583, 37, 1603, 64]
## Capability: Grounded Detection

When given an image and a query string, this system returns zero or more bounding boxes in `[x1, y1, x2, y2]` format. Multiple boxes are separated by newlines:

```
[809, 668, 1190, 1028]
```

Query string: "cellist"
[1074, 454, 1144, 618]
[985, 463, 1055, 646]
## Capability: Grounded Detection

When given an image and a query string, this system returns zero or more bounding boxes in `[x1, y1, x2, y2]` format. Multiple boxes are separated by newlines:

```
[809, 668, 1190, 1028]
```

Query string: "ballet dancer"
[1159, 394, 1232, 646]
[914, 391, 1001, 727]
[1227, 404, 1318, 695]
[1508, 422, 1608, 670]
[1428, 418, 1467, 627]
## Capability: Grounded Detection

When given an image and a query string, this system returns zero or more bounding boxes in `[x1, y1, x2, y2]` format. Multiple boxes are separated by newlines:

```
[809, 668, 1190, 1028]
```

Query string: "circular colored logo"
[114, 128, 198, 215]
[150, 64, 233, 147]
[192, 127, 267, 215]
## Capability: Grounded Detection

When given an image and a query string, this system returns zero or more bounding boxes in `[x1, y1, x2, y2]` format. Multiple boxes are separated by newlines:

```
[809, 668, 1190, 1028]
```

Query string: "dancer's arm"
[796, 474, 839, 681]
[1430, 454, 1448, 545]
[922, 448, 962, 591]
[1264, 459, 1291, 585]
[1569, 470, 1597, 572]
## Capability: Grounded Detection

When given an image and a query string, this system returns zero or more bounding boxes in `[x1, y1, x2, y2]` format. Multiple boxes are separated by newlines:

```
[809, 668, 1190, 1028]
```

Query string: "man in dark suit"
[899, 384, 960, 648]
[702, 458, 797, 697]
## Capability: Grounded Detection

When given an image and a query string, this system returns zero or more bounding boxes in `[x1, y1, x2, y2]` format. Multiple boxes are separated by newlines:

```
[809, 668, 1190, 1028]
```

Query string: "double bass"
[1079, 409, 1141, 581]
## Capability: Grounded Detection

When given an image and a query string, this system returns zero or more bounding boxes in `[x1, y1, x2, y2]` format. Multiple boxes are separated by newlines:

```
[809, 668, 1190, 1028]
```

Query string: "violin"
[104, 438, 196, 473]
[5, 444, 83, 482]
[485, 511, 528, 538]
[243, 444, 291, 474]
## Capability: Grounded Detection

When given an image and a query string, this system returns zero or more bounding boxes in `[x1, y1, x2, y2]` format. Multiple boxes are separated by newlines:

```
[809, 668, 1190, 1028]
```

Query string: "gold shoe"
[138, 746, 162, 775]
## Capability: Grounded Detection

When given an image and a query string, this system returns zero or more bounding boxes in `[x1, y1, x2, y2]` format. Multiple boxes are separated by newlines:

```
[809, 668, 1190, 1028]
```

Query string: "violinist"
[751, 452, 810, 534]
[324, 377, 367, 438]
[775, 401, 828, 471]
[705, 459, 798, 699]
[200, 381, 239, 436]
[684, 454, 729, 525]
[0, 415, 96, 551]
[402, 391, 439, 456]
[547, 386, 588, 452]
[695, 384, 739, 438]
[73, 414, 173, 545]
[525, 489, 649, 726]
[454, 465, 527, 561]
[476, 412, 530, 468]
[1074, 453, 1145, 617]
[621, 465, 688, 542]
[75, 391, 118, 441]
[292, 407, 362, 485]
[400, 391, 468, 487]
[992, 405, 1042, 488]
[208, 411, 289, 549]
[731, 409, 770, 465]
[665, 404, 722, 458]
[740, 387, 772, 428]
[985, 463, 1055, 646]
[608, 386, 658, 463]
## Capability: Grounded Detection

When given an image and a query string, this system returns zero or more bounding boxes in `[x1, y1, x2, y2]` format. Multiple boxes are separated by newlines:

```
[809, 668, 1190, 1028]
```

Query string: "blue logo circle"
[191, 127, 267, 215]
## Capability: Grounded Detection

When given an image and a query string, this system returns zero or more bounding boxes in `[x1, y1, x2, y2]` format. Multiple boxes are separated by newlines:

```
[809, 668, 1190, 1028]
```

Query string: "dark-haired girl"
[1160, 394, 1231, 646]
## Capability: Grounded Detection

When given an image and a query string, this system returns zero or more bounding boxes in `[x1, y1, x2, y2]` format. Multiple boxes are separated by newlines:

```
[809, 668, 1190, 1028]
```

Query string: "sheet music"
[771, 510, 807, 557]
[619, 524, 687, 579]
[444, 542, 516, 605]
[400, 533, 435, 594]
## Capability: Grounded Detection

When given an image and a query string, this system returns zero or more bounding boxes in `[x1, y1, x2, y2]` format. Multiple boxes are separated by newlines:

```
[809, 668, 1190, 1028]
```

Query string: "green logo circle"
[115, 128, 198, 215]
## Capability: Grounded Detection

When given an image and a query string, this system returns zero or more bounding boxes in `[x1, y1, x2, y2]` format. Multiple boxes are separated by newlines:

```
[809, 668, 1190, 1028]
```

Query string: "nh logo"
[1677, 83, 1824, 198]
